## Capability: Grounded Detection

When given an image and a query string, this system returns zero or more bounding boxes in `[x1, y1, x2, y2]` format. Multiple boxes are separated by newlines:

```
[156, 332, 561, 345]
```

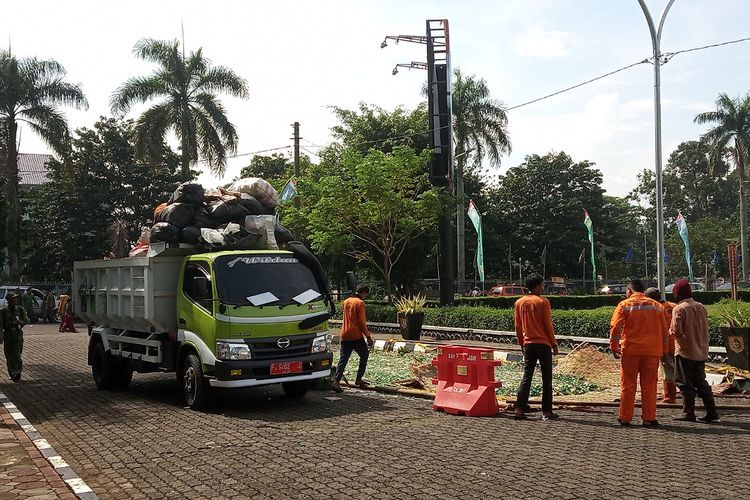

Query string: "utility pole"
[291, 121, 300, 177]
[639, 0, 676, 300]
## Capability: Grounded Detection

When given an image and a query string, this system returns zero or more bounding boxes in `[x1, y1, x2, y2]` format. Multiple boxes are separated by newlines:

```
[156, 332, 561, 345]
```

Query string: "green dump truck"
[73, 242, 335, 409]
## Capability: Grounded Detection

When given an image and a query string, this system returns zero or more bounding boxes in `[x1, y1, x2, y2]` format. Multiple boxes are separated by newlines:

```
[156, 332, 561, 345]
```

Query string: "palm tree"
[451, 69, 511, 290]
[0, 51, 87, 279]
[111, 38, 249, 180]
[695, 93, 750, 280]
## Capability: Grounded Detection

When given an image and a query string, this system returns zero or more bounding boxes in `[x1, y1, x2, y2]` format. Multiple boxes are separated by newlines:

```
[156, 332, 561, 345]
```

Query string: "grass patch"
[333, 349, 600, 396]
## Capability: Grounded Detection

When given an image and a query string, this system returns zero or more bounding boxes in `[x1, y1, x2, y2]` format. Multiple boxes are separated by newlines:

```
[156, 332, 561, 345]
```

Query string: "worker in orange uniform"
[514, 274, 559, 421]
[332, 285, 374, 393]
[645, 287, 678, 403]
[609, 279, 668, 427]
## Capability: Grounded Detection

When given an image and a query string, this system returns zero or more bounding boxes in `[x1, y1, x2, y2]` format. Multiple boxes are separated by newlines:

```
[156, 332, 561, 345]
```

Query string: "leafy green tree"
[110, 38, 249, 180]
[21, 118, 180, 281]
[631, 140, 737, 221]
[0, 50, 88, 279]
[329, 103, 428, 155]
[490, 152, 608, 279]
[694, 92, 750, 279]
[286, 146, 440, 297]
[239, 153, 293, 181]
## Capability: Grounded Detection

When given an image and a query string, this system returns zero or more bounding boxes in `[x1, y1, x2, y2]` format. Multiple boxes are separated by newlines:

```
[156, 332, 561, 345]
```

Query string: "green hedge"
[343, 303, 739, 347]
[456, 295, 623, 310]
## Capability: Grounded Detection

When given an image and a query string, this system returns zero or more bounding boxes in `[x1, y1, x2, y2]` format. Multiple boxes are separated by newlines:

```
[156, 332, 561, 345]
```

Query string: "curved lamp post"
[638, 0, 676, 300]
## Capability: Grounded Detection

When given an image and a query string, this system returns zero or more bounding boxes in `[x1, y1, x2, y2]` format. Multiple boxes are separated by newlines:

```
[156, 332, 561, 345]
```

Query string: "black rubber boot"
[673, 395, 696, 422]
[698, 396, 720, 423]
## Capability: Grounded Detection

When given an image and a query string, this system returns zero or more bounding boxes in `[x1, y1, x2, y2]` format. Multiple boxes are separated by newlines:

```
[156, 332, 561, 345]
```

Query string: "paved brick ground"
[1, 324, 749, 499]
[0, 405, 76, 499]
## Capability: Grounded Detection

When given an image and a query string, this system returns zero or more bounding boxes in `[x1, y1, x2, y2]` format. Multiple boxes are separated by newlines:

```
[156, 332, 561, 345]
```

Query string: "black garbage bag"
[181, 226, 202, 244]
[274, 224, 294, 245]
[239, 194, 264, 215]
[150, 222, 180, 244]
[261, 202, 277, 216]
[208, 199, 250, 224]
[156, 202, 195, 229]
[193, 205, 221, 229]
[170, 182, 205, 204]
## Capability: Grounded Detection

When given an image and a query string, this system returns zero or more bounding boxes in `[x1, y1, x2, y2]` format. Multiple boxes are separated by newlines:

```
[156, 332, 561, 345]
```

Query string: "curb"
[0, 391, 98, 500]
[369, 338, 524, 362]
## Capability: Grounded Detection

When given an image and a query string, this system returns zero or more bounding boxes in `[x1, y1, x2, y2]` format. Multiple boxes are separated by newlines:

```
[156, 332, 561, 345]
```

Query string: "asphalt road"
[1, 324, 749, 499]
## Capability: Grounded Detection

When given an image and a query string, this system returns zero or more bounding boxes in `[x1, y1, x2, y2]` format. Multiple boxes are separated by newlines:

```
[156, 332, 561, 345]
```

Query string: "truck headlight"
[311, 333, 332, 353]
[216, 342, 251, 360]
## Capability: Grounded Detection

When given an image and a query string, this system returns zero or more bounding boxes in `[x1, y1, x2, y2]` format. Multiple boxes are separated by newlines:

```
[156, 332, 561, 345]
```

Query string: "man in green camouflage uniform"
[1, 293, 29, 382]
[22, 288, 37, 323]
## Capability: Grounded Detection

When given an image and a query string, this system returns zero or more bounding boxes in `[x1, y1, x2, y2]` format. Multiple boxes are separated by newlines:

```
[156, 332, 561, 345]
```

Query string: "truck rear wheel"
[282, 381, 310, 398]
[182, 353, 212, 410]
[91, 342, 115, 390]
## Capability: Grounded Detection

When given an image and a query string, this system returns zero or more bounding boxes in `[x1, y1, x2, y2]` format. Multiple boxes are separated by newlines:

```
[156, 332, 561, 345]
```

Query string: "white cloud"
[513, 28, 574, 58]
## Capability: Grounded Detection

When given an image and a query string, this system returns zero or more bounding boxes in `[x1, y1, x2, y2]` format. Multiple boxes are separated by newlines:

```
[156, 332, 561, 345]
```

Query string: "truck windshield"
[214, 254, 322, 306]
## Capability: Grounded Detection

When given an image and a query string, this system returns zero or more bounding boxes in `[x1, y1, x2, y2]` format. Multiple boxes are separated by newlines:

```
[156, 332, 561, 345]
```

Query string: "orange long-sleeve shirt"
[514, 294, 556, 347]
[662, 301, 676, 354]
[609, 292, 668, 357]
[340, 296, 371, 341]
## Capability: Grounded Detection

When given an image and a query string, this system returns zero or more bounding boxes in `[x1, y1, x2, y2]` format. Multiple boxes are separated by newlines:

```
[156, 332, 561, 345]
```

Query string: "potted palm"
[717, 303, 750, 371]
[395, 294, 427, 340]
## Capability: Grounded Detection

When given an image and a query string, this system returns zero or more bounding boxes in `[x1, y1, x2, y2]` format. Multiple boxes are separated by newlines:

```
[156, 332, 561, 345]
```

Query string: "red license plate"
[270, 361, 303, 375]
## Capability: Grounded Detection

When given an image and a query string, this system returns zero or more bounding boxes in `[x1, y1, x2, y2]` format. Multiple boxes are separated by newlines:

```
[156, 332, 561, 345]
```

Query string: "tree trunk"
[383, 254, 392, 302]
[5, 119, 21, 280]
[456, 154, 466, 294]
[180, 111, 192, 181]
[738, 144, 749, 281]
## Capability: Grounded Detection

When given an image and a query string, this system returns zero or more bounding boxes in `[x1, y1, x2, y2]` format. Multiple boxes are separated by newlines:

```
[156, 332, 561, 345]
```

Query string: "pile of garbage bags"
[143, 178, 295, 252]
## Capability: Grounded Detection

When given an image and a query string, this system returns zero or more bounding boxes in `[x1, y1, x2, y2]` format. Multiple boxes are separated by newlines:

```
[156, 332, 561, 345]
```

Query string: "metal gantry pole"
[638, 0, 676, 300]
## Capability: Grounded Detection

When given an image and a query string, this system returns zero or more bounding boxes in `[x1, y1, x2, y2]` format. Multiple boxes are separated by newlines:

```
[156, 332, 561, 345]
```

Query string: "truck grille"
[246, 335, 314, 360]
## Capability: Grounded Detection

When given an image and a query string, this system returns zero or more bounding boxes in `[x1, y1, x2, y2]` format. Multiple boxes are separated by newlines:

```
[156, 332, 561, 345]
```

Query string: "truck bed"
[73, 252, 185, 333]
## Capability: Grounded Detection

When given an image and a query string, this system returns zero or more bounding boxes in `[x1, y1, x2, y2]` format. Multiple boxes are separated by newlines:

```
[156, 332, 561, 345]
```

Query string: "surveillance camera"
[392, 67, 399, 76]
[381, 41, 387, 49]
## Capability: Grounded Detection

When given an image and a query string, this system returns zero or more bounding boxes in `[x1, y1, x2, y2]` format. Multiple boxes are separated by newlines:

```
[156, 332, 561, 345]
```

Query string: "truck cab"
[75, 244, 334, 409]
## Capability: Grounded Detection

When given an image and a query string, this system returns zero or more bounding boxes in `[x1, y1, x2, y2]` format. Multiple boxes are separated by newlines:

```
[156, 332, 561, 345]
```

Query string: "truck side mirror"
[193, 276, 210, 300]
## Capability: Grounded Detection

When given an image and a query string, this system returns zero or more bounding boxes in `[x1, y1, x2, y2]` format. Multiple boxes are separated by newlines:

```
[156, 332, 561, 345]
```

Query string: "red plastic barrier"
[431, 345, 502, 417]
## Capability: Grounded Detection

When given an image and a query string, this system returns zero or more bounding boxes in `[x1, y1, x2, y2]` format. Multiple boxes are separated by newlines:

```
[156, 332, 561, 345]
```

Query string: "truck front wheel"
[282, 381, 310, 398]
[182, 353, 211, 410]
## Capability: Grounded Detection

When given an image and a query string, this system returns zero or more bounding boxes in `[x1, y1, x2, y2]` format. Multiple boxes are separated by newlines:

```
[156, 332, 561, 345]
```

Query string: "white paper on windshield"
[292, 289, 322, 305]
[246, 292, 279, 306]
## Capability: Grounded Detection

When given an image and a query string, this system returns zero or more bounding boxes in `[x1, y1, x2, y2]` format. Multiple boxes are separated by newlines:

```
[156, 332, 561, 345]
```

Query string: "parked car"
[0, 286, 60, 321]
[665, 282, 705, 293]
[600, 284, 627, 295]
[716, 282, 750, 290]
[488, 285, 529, 297]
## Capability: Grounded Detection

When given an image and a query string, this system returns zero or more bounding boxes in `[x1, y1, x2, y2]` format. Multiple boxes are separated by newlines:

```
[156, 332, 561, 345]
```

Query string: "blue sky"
[3, 0, 750, 196]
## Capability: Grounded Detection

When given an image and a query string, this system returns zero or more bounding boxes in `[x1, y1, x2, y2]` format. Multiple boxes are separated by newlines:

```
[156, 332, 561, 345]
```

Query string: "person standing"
[22, 288, 37, 324]
[42, 290, 56, 323]
[514, 274, 559, 421]
[645, 287, 678, 403]
[1, 293, 30, 382]
[332, 285, 374, 393]
[670, 279, 720, 422]
[609, 279, 667, 427]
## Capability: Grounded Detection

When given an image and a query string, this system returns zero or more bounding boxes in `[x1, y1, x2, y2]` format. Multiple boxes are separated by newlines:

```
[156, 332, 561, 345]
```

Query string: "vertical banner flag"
[624, 247, 634, 263]
[583, 210, 597, 284]
[675, 213, 694, 282]
[279, 178, 297, 204]
[467, 200, 485, 283]
[664, 247, 670, 263]
[712, 251, 720, 268]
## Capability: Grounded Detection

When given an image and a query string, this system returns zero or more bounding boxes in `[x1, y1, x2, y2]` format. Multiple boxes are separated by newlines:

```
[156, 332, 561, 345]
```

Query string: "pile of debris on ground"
[555, 344, 621, 389]
[129, 178, 295, 256]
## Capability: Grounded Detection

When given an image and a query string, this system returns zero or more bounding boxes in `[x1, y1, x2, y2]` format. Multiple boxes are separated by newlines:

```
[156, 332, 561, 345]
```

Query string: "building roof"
[18, 153, 53, 187]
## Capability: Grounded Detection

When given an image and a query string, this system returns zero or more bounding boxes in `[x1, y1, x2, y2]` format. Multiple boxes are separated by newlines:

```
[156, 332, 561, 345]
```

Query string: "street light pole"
[638, 0, 676, 300]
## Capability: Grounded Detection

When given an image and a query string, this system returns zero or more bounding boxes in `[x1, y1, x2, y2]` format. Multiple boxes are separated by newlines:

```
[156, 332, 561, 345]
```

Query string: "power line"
[225, 145, 290, 159]
[664, 35, 750, 60]
[300, 146, 321, 157]
[505, 58, 650, 111]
